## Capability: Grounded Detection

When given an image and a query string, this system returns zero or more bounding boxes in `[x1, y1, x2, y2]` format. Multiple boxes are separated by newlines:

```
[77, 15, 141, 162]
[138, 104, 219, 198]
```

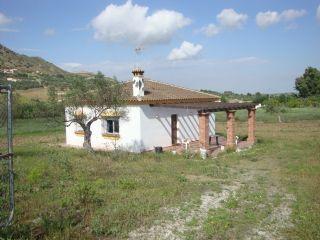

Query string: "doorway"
[171, 114, 178, 145]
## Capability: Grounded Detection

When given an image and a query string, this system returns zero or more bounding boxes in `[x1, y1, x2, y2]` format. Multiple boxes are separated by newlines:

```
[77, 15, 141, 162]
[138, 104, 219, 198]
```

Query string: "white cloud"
[281, 9, 306, 21]
[256, 9, 306, 28]
[167, 41, 203, 61]
[18, 48, 40, 52]
[198, 9, 247, 37]
[228, 57, 268, 64]
[317, 5, 320, 21]
[256, 11, 280, 28]
[285, 23, 298, 30]
[0, 28, 19, 32]
[91, 0, 191, 46]
[199, 23, 220, 37]
[44, 28, 55, 36]
[62, 62, 83, 68]
[217, 9, 248, 29]
[0, 12, 11, 25]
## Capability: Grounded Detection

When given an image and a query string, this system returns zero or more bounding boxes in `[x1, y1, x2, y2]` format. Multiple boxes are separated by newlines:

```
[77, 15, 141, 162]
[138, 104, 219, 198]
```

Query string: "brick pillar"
[247, 108, 256, 144]
[199, 112, 210, 149]
[226, 110, 236, 148]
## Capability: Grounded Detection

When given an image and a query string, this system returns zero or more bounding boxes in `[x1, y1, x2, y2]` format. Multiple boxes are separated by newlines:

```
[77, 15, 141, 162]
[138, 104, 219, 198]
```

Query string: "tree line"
[202, 67, 320, 109]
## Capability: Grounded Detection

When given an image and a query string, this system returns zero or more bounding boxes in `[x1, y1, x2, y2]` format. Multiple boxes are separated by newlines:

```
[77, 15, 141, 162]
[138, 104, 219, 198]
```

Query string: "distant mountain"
[0, 43, 67, 75]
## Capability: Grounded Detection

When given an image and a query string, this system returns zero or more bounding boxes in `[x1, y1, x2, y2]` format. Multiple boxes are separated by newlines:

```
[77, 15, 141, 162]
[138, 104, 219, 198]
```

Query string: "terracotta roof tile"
[123, 79, 220, 104]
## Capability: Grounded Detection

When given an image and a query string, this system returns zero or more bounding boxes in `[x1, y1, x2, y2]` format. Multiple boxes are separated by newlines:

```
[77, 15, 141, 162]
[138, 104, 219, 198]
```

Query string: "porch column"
[199, 112, 210, 149]
[226, 110, 236, 148]
[247, 108, 256, 144]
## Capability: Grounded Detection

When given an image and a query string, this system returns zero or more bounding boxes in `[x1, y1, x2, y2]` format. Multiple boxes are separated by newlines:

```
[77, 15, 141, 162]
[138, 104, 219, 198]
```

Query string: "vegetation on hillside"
[0, 44, 66, 75]
[0, 44, 97, 90]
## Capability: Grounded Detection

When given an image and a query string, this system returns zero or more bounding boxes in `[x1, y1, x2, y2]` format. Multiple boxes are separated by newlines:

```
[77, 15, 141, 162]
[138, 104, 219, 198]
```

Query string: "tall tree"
[63, 72, 124, 150]
[295, 67, 320, 98]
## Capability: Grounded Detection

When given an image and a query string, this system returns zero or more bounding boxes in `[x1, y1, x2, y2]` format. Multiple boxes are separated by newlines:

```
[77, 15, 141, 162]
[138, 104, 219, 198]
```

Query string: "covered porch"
[162, 137, 254, 157]
[151, 102, 257, 156]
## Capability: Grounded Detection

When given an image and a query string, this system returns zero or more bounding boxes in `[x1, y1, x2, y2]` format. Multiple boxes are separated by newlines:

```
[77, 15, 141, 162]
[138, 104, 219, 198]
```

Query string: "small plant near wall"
[183, 149, 195, 160]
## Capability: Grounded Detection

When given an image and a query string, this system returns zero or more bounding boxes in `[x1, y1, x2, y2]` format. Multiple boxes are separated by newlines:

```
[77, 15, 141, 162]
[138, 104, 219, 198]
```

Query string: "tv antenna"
[134, 45, 144, 69]
[134, 46, 144, 55]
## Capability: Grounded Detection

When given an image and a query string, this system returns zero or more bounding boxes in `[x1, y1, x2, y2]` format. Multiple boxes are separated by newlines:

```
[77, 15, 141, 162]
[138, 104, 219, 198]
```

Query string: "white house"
[6, 77, 18, 82]
[65, 68, 222, 152]
[2, 68, 17, 74]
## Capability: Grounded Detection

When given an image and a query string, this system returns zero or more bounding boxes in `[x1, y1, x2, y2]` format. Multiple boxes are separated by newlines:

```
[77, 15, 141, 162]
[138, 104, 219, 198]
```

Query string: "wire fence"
[0, 94, 8, 153]
[0, 85, 14, 227]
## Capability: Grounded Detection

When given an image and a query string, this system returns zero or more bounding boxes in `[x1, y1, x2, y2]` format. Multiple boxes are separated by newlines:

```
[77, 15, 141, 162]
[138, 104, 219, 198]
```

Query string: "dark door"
[171, 114, 178, 145]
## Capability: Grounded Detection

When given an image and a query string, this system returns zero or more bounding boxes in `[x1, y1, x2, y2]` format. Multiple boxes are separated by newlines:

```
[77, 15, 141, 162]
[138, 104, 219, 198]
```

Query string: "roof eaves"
[145, 79, 220, 99]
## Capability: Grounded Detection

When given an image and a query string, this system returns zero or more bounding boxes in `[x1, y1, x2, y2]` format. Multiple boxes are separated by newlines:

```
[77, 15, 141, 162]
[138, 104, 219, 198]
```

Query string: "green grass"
[0, 107, 319, 239]
[0, 118, 63, 137]
[0, 133, 227, 238]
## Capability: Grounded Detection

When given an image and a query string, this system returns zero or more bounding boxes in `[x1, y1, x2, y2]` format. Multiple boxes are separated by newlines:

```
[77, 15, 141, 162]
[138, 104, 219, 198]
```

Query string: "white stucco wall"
[65, 105, 215, 152]
[139, 106, 215, 151]
[65, 106, 142, 152]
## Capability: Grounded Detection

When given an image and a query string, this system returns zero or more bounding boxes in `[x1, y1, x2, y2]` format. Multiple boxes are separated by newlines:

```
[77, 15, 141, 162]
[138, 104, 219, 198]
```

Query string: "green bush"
[118, 178, 137, 190]
[74, 181, 98, 205]
[12, 96, 64, 119]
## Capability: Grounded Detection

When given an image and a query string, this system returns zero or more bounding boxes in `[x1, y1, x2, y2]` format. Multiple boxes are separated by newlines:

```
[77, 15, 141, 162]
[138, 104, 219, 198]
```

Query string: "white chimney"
[132, 68, 145, 97]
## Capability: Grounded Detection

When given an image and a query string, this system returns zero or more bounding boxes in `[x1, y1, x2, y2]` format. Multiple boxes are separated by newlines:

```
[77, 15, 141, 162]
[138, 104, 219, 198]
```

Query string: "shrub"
[13, 96, 64, 119]
[27, 166, 46, 184]
[74, 181, 98, 205]
[118, 178, 137, 190]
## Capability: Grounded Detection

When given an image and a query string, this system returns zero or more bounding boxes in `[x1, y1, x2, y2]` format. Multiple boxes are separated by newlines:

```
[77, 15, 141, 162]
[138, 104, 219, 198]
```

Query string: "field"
[0, 108, 320, 239]
[16, 88, 48, 101]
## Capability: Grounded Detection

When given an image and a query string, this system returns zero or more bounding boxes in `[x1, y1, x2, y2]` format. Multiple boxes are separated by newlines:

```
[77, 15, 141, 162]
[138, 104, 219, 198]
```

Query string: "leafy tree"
[265, 98, 280, 114]
[48, 85, 57, 103]
[47, 85, 64, 119]
[295, 67, 320, 98]
[253, 92, 269, 104]
[278, 94, 287, 103]
[220, 95, 228, 103]
[63, 72, 124, 150]
[265, 98, 286, 122]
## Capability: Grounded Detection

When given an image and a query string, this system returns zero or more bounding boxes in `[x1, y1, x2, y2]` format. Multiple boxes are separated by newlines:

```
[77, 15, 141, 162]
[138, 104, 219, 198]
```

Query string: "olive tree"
[63, 72, 124, 150]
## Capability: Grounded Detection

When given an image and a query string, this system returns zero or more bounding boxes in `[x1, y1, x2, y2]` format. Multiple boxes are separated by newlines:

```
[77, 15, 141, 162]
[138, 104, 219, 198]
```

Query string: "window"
[102, 118, 119, 134]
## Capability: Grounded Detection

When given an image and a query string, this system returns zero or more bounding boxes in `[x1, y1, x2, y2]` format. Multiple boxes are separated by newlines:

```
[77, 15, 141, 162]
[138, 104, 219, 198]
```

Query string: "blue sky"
[1, 0, 320, 93]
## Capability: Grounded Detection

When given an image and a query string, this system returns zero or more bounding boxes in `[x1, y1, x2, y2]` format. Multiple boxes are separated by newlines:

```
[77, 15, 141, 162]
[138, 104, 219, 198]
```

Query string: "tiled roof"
[123, 79, 220, 105]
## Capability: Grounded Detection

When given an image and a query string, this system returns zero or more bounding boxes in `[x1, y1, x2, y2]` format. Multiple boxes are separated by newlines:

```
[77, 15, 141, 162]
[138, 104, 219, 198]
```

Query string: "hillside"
[0, 44, 96, 90]
[0, 43, 67, 75]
